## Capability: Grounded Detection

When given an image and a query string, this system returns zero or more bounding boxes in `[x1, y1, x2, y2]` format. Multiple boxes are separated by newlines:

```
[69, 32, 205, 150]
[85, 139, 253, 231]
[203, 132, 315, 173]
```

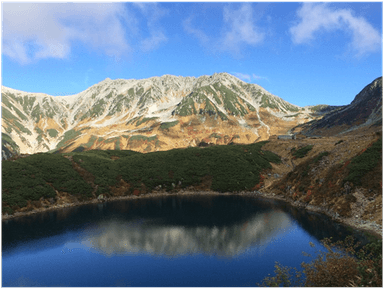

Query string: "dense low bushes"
[344, 137, 382, 186]
[2, 154, 93, 213]
[312, 151, 329, 164]
[2, 142, 280, 213]
[73, 141, 281, 193]
[292, 145, 314, 158]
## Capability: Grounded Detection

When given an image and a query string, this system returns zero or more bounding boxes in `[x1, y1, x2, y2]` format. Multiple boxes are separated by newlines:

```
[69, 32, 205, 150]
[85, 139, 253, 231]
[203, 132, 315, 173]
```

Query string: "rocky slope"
[2, 73, 323, 155]
[259, 132, 382, 236]
[2, 133, 20, 160]
[293, 77, 382, 136]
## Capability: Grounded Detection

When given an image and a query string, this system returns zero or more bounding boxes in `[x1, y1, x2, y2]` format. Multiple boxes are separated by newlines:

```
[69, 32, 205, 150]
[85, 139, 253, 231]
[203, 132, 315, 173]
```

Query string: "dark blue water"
[2, 195, 368, 287]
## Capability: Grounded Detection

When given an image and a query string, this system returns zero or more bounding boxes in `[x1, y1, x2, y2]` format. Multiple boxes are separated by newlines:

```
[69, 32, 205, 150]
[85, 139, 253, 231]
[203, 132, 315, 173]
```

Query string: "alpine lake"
[2, 194, 372, 287]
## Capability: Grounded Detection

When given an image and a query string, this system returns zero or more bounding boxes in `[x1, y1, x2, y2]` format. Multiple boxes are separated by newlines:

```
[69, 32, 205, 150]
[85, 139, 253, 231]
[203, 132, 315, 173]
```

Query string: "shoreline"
[2, 189, 382, 239]
[239, 191, 383, 240]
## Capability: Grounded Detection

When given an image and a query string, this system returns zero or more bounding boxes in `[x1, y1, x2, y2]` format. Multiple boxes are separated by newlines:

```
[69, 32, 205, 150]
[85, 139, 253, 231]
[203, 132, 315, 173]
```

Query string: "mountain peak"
[295, 76, 382, 136]
[2, 72, 322, 154]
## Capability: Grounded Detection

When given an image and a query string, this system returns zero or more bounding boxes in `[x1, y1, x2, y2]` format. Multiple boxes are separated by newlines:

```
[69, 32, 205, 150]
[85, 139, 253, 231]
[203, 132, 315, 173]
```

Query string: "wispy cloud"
[183, 16, 210, 45]
[252, 74, 269, 81]
[221, 3, 265, 54]
[232, 72, 269, 83]
[133, 2, 168, 52]
[290, 3, 381, 57]
[2, 3, 168, 64]
[233, 72, 252, 82]
[184, 3, 265, 56]
[2, 3, 132, 64]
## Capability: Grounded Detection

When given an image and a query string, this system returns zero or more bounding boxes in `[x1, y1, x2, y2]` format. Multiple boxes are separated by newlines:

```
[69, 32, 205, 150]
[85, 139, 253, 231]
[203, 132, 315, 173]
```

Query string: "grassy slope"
[2, 141, 280, 214]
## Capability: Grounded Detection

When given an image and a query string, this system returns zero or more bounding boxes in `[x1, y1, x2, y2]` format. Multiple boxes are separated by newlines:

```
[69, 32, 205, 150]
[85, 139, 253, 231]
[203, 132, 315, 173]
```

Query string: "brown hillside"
[259, 131, 382, 234]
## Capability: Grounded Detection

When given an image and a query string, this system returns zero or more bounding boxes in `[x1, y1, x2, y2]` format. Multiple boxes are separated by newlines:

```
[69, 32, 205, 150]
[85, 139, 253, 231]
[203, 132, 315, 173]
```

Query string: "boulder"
[97, 194, 106, 202]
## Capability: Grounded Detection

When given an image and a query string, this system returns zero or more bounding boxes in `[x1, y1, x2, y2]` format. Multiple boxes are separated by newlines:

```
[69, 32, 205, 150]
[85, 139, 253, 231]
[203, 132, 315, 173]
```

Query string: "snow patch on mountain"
[56, 93, 80, 107]
[2, 72, 323, 153]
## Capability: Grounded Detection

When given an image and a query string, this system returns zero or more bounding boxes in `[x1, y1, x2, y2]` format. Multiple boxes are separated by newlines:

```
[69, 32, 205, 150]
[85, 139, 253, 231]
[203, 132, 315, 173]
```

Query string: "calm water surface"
[2, 195, 368, 287]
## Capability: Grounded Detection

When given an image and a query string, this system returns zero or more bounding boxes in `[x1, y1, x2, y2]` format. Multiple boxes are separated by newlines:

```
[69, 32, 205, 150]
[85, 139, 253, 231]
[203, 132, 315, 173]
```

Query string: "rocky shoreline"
[239, 190, 383, 239]
[2, 189, 382, 239]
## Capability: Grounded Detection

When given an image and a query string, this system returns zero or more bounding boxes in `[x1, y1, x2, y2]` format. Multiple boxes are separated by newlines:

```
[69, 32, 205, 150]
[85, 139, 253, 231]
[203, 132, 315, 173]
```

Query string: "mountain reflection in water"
[3, 195, 373, 287]
[83, 210, 292, 256]
[3, 195, 368, 256]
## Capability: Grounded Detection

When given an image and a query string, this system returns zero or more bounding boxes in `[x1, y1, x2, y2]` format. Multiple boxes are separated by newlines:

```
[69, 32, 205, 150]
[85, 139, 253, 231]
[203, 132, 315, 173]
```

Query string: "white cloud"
[252, 74, 269, 81]
[290, 3, 381, 57]
[2, 3, 168, 64]
[2, 3, 133, 64]
[221, 3, 265, 54]
[232, 72, 268, 83]
[233, 72, 252, 82]
[141, 33, 167, 52]
[183, 3, 265, 56]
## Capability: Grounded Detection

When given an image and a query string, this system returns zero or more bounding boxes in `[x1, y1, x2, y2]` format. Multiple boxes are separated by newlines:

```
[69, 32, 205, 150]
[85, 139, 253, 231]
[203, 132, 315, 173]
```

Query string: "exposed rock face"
[2, 75, 381, 154]
[294, 77, 382, 137]
[2, 133, 20, 160]
[2, 145, 15, 160]
[2, 73, 321, 154]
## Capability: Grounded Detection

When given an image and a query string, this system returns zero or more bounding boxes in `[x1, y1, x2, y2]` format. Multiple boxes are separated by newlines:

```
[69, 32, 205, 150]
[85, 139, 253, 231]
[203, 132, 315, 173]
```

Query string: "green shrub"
[2, 141, 281, 210]
[293, 145, 314, 158]
[3, 206, 14, 215]
[4, 191, 29, 208]
[55, 129, 82, 149]
[2, 153, 92, 209]
[344, 138, 382, 186]
[83, 135, 97, 148]
[136, 117, 158, 127]
[59, 179, 93, 197]
[335, 140, 344, 145]
[160, 121, 179, 130]
[312, 151, 329, 164]
[96, 186, 109, 196]
[47, 129, 59, 138]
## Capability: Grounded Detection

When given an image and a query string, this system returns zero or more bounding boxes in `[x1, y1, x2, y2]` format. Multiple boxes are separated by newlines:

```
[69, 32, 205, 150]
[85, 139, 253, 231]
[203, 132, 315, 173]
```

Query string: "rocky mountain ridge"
[293, 77, 382, 137]
[2, 73, 323, 156]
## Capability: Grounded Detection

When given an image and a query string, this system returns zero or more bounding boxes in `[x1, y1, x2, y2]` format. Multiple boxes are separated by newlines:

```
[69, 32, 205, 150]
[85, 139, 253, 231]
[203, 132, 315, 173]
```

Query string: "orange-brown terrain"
[259, 131, 382, 236]
[2, 74, 382, 238]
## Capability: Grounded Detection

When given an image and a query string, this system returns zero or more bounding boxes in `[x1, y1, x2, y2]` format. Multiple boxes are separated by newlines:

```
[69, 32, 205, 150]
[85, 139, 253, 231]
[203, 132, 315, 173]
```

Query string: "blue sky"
[1, 2, 382, 107]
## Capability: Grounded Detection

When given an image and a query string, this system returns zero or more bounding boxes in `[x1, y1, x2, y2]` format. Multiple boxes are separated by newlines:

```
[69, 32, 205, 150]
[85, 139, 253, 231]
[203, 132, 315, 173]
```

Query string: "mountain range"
[1, 73, 382, 159]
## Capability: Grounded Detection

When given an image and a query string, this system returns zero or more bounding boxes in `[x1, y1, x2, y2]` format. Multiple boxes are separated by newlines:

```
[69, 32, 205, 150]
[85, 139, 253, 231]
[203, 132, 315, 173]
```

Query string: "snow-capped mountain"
[2, 72, 320, 154]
